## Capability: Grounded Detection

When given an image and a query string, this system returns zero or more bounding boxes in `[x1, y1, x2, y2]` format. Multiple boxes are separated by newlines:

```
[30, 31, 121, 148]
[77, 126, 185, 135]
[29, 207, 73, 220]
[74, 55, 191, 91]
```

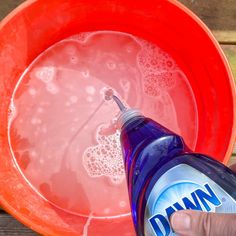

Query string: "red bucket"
[0, 0, 235, 235]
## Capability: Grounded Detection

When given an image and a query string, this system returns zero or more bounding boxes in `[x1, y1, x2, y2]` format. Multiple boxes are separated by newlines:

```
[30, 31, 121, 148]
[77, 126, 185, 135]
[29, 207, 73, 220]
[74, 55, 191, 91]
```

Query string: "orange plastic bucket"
[0, 0, 235, 235]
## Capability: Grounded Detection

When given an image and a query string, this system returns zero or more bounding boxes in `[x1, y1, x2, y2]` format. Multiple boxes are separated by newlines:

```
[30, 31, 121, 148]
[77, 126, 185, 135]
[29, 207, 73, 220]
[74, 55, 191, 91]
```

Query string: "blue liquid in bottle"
[112, 95, 236, 236]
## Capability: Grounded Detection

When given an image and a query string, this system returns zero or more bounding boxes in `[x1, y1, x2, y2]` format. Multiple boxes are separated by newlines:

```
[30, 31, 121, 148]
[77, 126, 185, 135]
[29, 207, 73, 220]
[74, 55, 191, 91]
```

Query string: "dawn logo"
[148, 183, 221, 236]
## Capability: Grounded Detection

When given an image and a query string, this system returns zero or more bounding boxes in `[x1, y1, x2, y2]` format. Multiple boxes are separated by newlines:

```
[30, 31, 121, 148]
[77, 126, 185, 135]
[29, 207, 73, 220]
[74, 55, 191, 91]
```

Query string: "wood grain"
[0, 0, 25, 21]
[179, 0, 236, 30]
[0, 212, 38, 236]
[1, 0, 236, 42]
[221, 44, 236, 79]
[213, 30, 236, 44]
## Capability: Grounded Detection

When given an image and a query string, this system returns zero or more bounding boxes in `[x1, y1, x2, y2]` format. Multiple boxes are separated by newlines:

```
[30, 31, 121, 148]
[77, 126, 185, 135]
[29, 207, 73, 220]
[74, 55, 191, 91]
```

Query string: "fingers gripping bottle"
[112, 95, 236, 236]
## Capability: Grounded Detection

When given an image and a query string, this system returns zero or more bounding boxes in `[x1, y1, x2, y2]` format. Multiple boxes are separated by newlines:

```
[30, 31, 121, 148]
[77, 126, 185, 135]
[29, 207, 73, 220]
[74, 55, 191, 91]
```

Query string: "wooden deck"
[0, 0, 235, 235]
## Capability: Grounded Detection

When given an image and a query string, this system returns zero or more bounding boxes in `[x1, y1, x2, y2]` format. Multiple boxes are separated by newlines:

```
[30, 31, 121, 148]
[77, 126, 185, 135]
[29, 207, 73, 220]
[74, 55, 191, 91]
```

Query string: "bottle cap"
[112, 95, 142, 127]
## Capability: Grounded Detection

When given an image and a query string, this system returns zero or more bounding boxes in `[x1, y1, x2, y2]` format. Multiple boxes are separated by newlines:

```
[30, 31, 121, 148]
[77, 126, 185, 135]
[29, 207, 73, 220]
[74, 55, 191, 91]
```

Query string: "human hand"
[170, 163, 236, 236]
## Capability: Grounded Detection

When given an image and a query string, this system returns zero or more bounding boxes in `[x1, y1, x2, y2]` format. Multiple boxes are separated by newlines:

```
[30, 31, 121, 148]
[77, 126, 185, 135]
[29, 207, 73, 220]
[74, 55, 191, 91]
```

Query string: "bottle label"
[144, 164, 236, 236]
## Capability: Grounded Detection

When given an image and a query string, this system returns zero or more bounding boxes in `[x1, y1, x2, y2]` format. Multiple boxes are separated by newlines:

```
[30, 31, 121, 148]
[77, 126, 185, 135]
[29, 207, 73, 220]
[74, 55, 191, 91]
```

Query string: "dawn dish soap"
[112, 95, 236, 236]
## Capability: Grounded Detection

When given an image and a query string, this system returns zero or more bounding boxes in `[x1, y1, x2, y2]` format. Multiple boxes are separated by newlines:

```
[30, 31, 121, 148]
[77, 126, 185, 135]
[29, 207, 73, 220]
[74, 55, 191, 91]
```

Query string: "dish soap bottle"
[112, 95, 236, 236]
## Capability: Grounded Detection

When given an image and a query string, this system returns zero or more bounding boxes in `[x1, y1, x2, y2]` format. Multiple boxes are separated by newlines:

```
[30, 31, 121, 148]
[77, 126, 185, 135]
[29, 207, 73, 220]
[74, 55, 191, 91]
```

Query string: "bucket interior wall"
[0, 0, 235, 235]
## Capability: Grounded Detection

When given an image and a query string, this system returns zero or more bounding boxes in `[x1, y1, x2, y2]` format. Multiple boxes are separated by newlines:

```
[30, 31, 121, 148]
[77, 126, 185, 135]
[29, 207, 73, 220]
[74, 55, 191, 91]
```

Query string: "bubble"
[70, 56, 79, 64]
[69, 32, 92, 42]
[85, 86, 96, 95]
[42, 125, 48, 133]
[106, 60, 116, 70]
[65, 83, 74, 90]
[157, 72, 176, 90]
[110, 175, 124, 185]
[103, 208, 111, 214]
[8, 101, 17, 121]
[34, 66, 55, 83]
[119, 201, 127, 208]
[46, 82, 59, 94]
[144, 84, 159, 97]
[166, 60, 173, 68]
[28, 88, 36, 96]
[119, 79, 130, 92]
[69, 95, 78, 103]
[31, 117, 42, 125]
[30, 150, 37, 157]
[81, 69, 90, 78]
[150, 58, 158, 66]
[136, 38, 179, 82]
[86, 96, 93, 103]
[82, 129, 125, 183]
[37, 107, 44, 113]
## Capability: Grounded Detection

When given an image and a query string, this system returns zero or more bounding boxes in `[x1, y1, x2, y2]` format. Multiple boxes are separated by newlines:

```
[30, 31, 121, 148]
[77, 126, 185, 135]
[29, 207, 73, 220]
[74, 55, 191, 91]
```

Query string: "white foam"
[8, 101, 17, 122]
[69, 95, 78, 103]
[82, 128, 125, 184]
[46, 82, 59, 94]
[70, 56, 79, 64]
[106, 60, 116, 70]
[41, 125, 47, 133]
[119, 79, 130, 92]
[81, 69, 90, 78]
[65, 101, 71, 107]
[135, 38, 178, 97]
[34, 66, 56, 83]
[69, 32, 92, 42]
[70, 126, 76, 132]
[119, 201, 126, 208]
[86, 96, 93, 103]
[73, 117, 79, 122]
[31, 117, 41, 125]
[37, 107, 44, 113]
[28, 88, 36, 96]
[30, 150, 37, 157]
[85, 86, 96, 95]
[110, 175, 125, 185]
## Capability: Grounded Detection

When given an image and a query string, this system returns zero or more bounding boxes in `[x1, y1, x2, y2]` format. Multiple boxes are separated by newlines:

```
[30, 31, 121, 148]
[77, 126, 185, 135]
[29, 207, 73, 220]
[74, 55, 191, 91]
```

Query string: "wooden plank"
[228, 155, 236, 167]
[220, 45, 236, 155]
[221, 44, 236, 80]
[1, 0, 236, 43]
[213, 30, 236, 44]
[0, 0, 25, 21]
[179, 0, 236, 31]
[179, 0, 236, 43]
[0, 212, 38, 236]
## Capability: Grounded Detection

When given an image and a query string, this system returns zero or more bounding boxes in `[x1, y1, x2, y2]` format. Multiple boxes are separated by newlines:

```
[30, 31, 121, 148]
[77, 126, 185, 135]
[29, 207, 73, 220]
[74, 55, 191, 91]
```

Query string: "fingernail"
[171, 212, 191, 232]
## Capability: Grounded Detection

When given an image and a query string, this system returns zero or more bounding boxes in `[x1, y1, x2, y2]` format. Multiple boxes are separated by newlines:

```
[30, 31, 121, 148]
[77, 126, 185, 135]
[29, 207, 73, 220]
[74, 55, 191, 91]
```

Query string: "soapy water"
[8, 31, 198, 218]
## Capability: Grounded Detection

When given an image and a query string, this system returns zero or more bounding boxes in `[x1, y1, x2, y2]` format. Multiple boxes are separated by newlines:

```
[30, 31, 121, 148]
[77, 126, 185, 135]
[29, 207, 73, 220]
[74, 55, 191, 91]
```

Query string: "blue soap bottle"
[112, 95, 236, 236]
